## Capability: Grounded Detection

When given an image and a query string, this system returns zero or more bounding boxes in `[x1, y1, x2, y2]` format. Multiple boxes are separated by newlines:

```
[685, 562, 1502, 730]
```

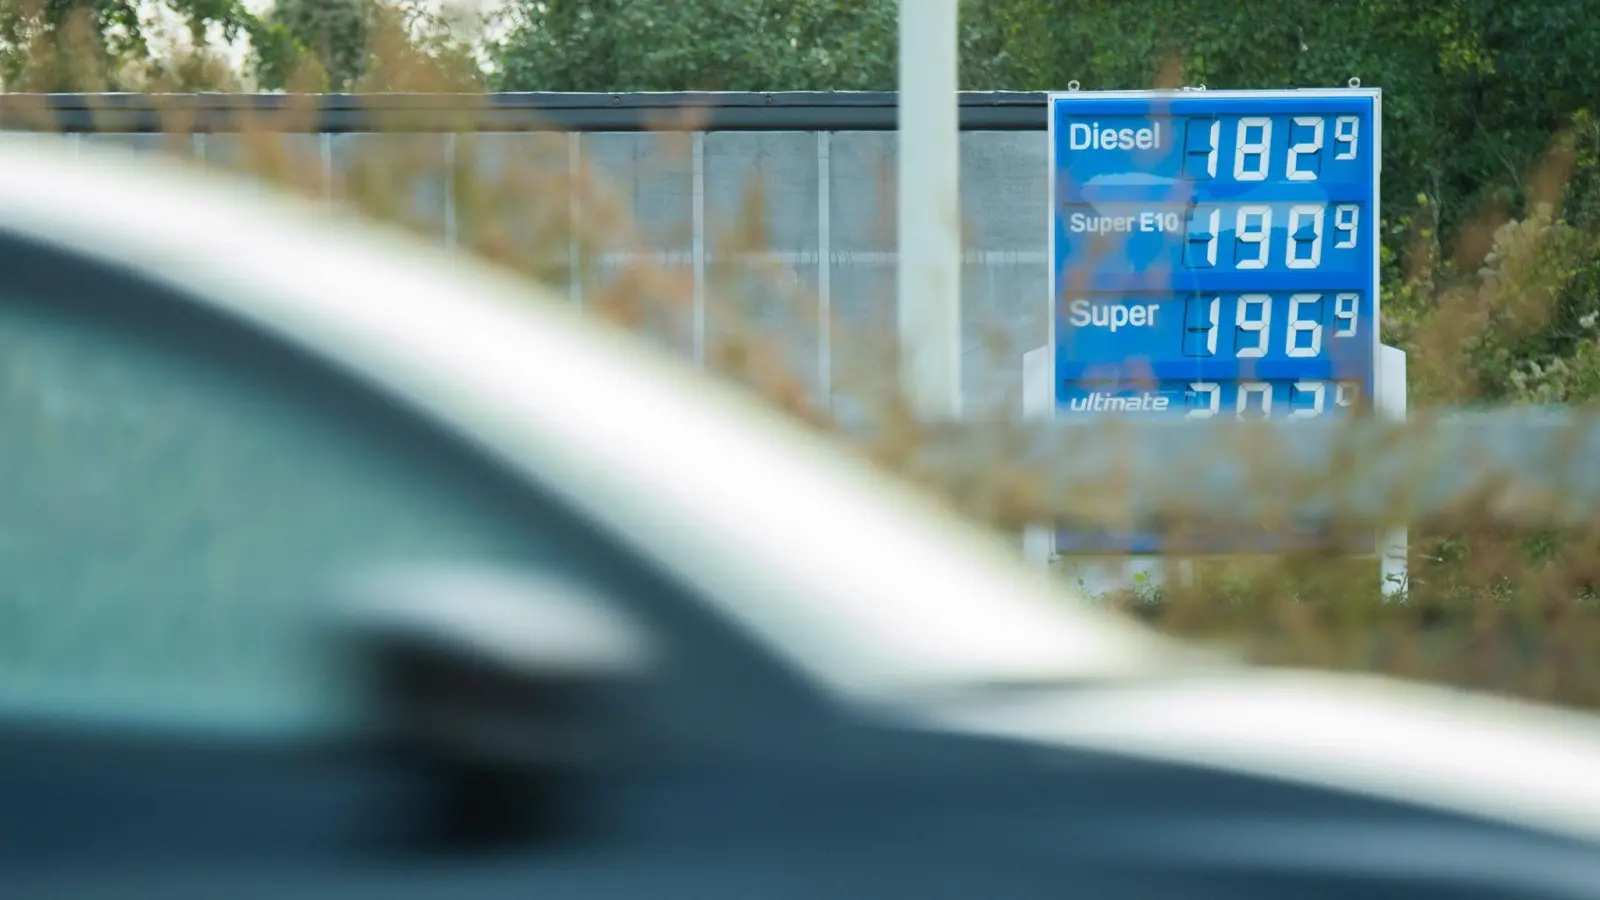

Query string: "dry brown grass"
[15, 42, 1600, 712]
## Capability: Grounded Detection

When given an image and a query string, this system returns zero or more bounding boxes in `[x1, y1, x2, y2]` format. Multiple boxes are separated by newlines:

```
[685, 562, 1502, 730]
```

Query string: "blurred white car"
[1, 132, 1599, 899]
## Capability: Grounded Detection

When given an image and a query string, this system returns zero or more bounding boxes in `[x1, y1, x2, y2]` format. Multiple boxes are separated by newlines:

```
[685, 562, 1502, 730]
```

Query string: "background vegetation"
[5, 0, 1600, 709]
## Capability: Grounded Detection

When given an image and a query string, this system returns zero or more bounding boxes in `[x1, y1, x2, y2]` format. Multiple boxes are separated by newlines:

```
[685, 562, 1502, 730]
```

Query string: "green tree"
[0, 0, 486, 94]
[488, 0, 899, 92]
[251, 0, 486, 92]
[249, 0, 377, 91]
[0, 0, 256, 91]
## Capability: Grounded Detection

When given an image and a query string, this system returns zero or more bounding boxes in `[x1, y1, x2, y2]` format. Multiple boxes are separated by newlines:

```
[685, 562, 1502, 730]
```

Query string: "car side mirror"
[326, 564, 653, 855]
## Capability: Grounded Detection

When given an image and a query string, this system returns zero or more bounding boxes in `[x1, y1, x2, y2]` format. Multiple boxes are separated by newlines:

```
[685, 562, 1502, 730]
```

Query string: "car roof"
[0, 132, 1182, 708]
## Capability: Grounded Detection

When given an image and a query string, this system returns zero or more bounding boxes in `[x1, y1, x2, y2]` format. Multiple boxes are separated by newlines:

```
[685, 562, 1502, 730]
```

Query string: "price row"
[1184, 379, 1362, 419]
[1057, 201, 1369, 278]
[1183, 114, 1362, 182]
[1057, 112, 1372, 187]
[1058, 378, 1368, 418]
[1184, 291, 1363, 360]
[1184, 202, 1361, 271]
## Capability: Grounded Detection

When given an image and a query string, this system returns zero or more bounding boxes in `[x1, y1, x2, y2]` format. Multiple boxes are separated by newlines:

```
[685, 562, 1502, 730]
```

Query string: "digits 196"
[1183, 292, 1360, 359]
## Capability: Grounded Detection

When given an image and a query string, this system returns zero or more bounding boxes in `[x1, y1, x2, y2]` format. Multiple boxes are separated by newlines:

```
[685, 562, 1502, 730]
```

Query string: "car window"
[0, 234, 807, 738]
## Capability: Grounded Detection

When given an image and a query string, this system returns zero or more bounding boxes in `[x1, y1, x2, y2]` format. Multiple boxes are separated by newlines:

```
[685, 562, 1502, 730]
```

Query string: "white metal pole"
[1379, 344, 1409, 598]
[897, 0, 963, 419]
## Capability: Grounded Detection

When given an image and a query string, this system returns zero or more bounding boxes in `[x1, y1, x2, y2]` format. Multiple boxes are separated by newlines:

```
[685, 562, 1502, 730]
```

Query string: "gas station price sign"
[1049, 89, 1381, 422]
[1046, 88, 1381, 554]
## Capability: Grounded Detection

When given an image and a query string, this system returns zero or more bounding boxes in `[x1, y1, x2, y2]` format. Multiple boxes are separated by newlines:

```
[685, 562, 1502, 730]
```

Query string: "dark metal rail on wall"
[0, 91, 1052, 133]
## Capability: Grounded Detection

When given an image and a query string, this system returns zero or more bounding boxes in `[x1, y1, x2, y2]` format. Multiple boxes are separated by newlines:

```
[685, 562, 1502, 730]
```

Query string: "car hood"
[909, 667, 1600, 845]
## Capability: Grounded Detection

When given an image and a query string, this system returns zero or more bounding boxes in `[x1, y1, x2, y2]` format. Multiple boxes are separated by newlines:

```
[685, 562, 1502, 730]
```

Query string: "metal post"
[1379, 344, 1409, 598]
[320, 132, 334, 206]
[568, 132, 584, 309]
[817, 131, 833, 407]
[897, 0, 963, 418]
[443, 132, 458, 250]
[692, 131, 707, 367]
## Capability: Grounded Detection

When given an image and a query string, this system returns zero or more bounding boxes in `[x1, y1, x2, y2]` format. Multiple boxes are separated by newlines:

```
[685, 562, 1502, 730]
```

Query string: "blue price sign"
[1048, 88, 1382, 553]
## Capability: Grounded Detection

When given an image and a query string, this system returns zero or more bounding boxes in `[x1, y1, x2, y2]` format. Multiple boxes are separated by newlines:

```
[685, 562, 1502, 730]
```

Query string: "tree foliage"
[0, 0, 255, 90]
[0, 0, 484, 93]
[249, 0, 378, 91]
[248, 0, 482, 92]
[487, 0, 900, 92]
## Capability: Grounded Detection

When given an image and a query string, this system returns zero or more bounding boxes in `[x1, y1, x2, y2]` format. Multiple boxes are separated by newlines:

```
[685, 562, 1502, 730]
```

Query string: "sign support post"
[1378, 343, 1409, 597]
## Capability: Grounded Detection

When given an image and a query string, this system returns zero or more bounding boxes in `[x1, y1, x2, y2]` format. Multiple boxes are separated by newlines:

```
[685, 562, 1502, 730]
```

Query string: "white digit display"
[1187, 206, 1221, 267]
[1234, 294, 1271, 358]
[1197, 296, 1220, 355]
[1334, 204, 1359, 249]
[1335, 381, 1359, 408]
[1236, 381, 1273, 418]
[1334, 293, 1359, 337]
[1286, 116, 1324, 181]
[1286, 293, 1323, 357]
[1334, 116, 1359, 160]
[1187, 382, 1221, 419]
[1286, 204, 1325, 269]
[1233, 117, 1272, 181]
[1234, 206, 1272, 269]
[1188, 118, 1220, 178]
[1290, 381, 1326, 418]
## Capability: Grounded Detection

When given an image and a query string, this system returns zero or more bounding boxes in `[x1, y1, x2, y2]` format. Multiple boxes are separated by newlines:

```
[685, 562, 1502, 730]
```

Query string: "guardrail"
[0, 91, 1050, 133]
